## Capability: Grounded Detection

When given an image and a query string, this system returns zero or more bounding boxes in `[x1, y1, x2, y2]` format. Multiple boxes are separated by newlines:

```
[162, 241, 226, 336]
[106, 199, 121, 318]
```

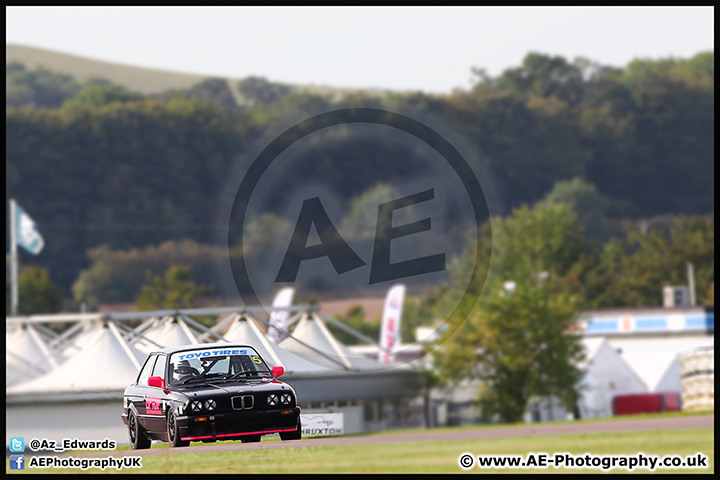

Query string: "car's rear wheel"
[280, 418, 302, 440]
[241, 434, 262, 443]
[167, 409, 190, 447]
[129, 411, 151, 450]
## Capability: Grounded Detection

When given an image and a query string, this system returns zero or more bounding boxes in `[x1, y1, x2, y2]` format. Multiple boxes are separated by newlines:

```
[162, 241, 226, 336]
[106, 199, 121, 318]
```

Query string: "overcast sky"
[6, 6, 715, 93]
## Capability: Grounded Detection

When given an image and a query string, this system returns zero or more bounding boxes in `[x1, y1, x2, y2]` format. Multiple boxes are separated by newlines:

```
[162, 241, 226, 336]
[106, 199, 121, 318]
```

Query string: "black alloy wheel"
[167, 409, 190, 447]
[129, 411, 151, 450]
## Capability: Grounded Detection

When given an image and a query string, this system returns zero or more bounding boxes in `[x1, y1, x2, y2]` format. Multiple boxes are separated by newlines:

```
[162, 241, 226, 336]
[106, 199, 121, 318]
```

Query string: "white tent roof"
[222, 316, 330, 374]
[655, 355, 683, 392]
[578, 337, 604, 368]
[576, 337, 648, 418]
[134, 317, 198, 353]
[6, 324, 64, 387]
[7, 322, 148, 399]
[578, 337, 647, 392]
[280, 314, 386, 371]
[59, 320, 105, 358]
[608, 336, 714, 392]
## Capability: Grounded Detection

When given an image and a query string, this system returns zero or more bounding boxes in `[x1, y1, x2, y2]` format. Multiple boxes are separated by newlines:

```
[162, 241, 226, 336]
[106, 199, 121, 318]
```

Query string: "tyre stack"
[679, 346, 714, 411]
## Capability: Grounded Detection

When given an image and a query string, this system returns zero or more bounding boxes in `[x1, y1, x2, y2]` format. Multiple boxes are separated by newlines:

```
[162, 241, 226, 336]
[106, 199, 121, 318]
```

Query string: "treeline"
[330, 190, 714, 345]
[429, 191, 713, 422]
[5, 52, 714, 301]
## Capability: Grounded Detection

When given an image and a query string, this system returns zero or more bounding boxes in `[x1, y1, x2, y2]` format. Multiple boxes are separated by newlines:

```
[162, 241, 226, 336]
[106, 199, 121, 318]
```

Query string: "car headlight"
[267, 394, 278, 406]
[204, 399, 216, 411]
[191, 401, 202, 412]
[281, 393, 292, 405]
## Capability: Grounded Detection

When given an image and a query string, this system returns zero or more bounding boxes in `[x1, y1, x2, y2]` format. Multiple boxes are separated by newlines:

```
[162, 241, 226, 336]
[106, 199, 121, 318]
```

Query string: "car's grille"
[231, 395, 254, 410]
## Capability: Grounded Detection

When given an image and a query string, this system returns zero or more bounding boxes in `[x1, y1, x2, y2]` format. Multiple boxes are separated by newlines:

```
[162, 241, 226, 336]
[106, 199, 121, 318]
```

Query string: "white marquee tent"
[280, 314, 386, 371]
[59, 319, 106, 358]
[607, 336, 715, 392]
[6, 324, 64, 387]
[575, 337, 648, 419]
[7, 321, 148, 402]
[133, 316, 199, 354]
[221, 315, 328, 375]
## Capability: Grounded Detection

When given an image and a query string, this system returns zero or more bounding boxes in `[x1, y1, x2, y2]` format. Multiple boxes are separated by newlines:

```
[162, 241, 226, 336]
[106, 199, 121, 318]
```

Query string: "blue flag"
[14, 202, 44, 255]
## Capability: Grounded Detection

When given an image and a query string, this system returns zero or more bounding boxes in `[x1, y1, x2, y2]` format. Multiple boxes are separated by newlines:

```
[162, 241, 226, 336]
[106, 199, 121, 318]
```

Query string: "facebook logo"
[10, 437, 25, 452]
[10, 455, 25, 470]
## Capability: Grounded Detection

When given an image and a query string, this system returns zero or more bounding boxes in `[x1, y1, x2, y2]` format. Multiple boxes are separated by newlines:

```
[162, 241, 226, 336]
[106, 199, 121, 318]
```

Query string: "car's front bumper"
[177, 406, 301, 441]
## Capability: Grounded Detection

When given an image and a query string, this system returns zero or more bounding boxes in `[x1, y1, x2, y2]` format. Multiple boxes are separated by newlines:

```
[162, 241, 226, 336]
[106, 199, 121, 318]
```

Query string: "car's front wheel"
[167, 409, 190, 447]
[128, 411, 151, 450]
[280, 418, 302, 441]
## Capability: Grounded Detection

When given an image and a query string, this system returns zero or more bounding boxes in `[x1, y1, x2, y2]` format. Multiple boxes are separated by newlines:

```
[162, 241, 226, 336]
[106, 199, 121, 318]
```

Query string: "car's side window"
[151, 354, 166, 381]
[137, 355, 157, 386]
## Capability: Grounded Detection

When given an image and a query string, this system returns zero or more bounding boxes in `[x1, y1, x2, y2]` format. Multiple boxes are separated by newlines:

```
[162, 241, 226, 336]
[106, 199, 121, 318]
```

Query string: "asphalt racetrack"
[75, 414, 713, 457]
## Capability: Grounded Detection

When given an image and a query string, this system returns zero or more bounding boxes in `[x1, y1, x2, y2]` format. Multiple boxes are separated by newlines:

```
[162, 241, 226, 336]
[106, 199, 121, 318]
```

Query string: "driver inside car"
[173, 359, 195, 383]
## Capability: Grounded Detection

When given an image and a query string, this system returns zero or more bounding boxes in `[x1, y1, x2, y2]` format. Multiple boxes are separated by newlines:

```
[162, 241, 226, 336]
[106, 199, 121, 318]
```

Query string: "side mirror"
[271, 366, 285, 378]
[148, 376, 164, 389]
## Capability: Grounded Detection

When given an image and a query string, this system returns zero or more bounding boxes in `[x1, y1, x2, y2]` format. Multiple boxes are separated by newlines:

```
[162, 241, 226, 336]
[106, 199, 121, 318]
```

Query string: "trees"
[400, 290, 445, 344]
[72, 240, 236, 306]
[10, 266, 64, 315]
[7, 95, 244, 294]
[492, 52, 585, 105]
[327, 305, 379, 345]
[443, 279, 583, 423]
[6, 52, 713, 298]
[187, 78, 238, 110]
[702, 282, 714, 306]
[237, 76, 292, 106]
[538, 177, 610, 243]
[64, 85, 144, 108]
[432, 202, 587, 423]
[153, 78, 240, 111]
[135, 265, 212, 311]
[431, 203, 713, 423]
[447, 87, 587, 212]
[341, 184, 406, 241]
[581, 52, 714, 218]
[6, 61, 81, 108]
[588, 216, 714, 308]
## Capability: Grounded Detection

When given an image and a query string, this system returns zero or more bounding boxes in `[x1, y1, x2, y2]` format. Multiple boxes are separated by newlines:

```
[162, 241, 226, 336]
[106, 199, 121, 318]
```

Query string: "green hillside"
[6, 47, 714, 306]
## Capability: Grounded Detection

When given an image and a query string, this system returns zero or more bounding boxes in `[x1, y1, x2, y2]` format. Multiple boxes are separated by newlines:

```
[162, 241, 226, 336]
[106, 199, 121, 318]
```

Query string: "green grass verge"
[364, 409, 715, 437]
[103, 409, 713, 450]
[139, 429, 715, 474]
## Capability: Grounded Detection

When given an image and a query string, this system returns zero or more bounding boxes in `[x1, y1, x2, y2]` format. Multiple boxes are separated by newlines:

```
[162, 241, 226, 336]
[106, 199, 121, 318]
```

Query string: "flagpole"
[10, 198, 19, 316]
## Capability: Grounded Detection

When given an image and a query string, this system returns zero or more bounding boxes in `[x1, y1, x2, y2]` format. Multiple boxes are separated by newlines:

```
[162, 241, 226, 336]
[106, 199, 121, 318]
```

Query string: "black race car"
[121, 343, 302, 449]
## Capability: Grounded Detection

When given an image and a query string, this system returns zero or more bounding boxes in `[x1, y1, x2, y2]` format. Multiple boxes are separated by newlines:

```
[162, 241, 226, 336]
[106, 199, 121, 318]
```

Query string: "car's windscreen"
[167, 347, 272, 386]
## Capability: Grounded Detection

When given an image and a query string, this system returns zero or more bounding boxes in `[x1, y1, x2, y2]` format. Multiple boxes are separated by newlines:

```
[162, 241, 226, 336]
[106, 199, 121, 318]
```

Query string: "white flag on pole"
[267, 287, 295, 343]
[379, 284, 406, 363]
[14, 202, 44, 255]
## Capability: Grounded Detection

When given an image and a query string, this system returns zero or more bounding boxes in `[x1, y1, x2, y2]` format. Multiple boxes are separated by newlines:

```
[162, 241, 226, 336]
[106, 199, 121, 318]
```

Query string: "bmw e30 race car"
[121, 343, 302, 449]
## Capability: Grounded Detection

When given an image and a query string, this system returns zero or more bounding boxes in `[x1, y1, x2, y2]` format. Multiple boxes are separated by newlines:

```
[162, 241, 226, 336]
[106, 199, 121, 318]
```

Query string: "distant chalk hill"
[6, 43, 391, 104]
[7, 43, 208, 94]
